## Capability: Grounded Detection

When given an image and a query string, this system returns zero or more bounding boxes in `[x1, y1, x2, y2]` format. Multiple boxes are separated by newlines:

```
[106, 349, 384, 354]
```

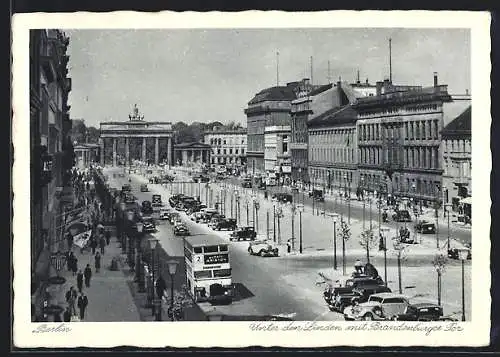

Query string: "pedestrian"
[354, 259, 364, 275]
[105, 230, 111, 245]
[76, 270, 84, 293]
[66, 251, 73, 271]
[90, 237, 97, 255]
[71, 255, 78, 276]
[155, 275, 166, 299]
[94, 251, 101, 273]
[77, 293, 88, 320]
[63, 307, 72, 322]
[66, 232, 74, 250]
[99, 234, 106, 255]
[65, 286, 77, 315]
[84, 264, 92, 288]
[286, 239, 292, 253]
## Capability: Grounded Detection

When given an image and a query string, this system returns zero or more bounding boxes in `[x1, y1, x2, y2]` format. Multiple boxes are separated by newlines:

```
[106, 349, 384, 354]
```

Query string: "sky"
[66, 28, 470, 128]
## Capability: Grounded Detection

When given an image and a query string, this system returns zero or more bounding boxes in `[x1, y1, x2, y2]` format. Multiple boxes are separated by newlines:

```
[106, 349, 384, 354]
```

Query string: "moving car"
[392, 303, 444, 321]
[241, 178, 252, 188]
[189, 212, 205, 223]
[448, 245, 472, 260]
[124, 193, 136, 204]
[174, 223, 190, 236]
[142, 217, 156, 233]
[141, 200, 153, 215]
[159, 207, 172, 220]
[152, 194, 162, 207]
[343, 293, 410, 321]
[169, 212, 181, 225]
[230, 226, 257, 241]
[248, 240, 279, 257]
[272, 193, 293, 203]
[140, 184, 149, 192]
[309, 189, 325, 202]
[214, 218, 237, 231]
[414, 220, 436, 234]
[122, 184, 132, 192]
[392, 210, 412, 222]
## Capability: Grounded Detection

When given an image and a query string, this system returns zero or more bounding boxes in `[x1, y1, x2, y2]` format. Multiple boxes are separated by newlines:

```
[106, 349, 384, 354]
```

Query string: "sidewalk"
[45, 231, 141, 322]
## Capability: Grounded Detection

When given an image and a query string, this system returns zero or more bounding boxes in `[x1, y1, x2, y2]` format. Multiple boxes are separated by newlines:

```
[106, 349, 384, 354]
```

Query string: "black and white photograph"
[13, 11, 491, 348]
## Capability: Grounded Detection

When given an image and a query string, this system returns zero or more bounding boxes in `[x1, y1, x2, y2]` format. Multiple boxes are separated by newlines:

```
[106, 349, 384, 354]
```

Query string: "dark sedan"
[414, 220, 436, 234]
[174, 224, 190, 236]
[392, 303, 443, 321]
[142, 217, 156, 233]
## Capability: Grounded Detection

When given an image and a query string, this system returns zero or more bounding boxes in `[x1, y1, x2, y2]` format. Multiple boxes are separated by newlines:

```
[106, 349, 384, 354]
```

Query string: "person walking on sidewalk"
[65, 286, 77, 315]
[105, 230, 111, 246]
[66, 232, 74, 251]
[76, 270, 84, 293]
[70, 254, 78, 276]
[94, 251, 101, 273]
[99, 233, 106, 255]
[63, 307, 72, 322]
[77, 293, 88, 320]
[84, 264, 92, 288]
[90, 237, 97, 255]
[67, 251, 74, 272]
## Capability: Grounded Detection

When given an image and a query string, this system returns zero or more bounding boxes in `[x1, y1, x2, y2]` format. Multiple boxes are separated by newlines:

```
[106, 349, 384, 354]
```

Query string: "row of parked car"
[323, 272, 455, 321]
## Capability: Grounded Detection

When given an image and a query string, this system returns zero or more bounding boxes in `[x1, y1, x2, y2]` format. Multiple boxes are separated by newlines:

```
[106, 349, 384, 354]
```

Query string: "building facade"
[353, 74, 452, 205]
[74, 143, 100, 169]
[244, 81, 304, 175]
[203, 128, 247, 167]
[99, 104, 174, 166]
[308, 106, 358, 191]
[173, 142, 212, 166]
[264, 125, 291, 178]
[30, 29, 73, 320]
[441, 106, 471, 209]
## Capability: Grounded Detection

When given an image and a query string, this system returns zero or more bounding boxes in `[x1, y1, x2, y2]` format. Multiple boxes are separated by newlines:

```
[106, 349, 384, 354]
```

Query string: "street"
[106, 166, 471, 321]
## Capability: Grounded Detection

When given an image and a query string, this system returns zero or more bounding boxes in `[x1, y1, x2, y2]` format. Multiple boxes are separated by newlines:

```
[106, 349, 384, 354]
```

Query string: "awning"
[459, 197, 472, 205]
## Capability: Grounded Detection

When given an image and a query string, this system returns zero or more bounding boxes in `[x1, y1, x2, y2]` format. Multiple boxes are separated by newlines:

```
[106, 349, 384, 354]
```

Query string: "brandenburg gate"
[99, 104, 174, 166]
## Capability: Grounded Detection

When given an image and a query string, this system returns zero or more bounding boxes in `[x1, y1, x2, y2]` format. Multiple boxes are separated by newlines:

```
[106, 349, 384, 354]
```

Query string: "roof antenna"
[389, 38, 392, 83]
[357, 69, 360, 84]
[327, 60, 331, 83]
[276, 51, 280, 86]
[310, 56, 313, 85]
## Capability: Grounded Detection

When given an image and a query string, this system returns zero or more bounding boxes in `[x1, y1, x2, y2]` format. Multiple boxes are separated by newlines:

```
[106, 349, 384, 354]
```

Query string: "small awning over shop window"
[459, 197, 472, 205]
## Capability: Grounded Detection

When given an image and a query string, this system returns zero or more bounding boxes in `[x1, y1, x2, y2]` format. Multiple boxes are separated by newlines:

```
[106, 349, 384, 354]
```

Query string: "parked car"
[414, 220, 436, 234]
[272, 193, 293, 203]
[248, 240, 279, 257]
[448, 246, 472, 260]
[124, 193, 136, 204]
[121, 184, 132, 192]
[343, 293, 410, 321]
[242, 178, 252, 188]
[328, 285, 392, 312]
[169, 212, 181, 225]
[214, 218, 237, 231]
[141, 200, 153, 215]
[392, 209, 412, 222]
[309, 189, 325, 202]
[159, 207, 172, 220]
[392, 303, 444, 321]
[189, 212, 205, 223]
[193, 175, 210, 183]
[142, 217, 156, 233]
[174, 224, 190, 236]
[140, 184, 149, 192]
[152, 194, 162, 207]
[258, 182, 267, 190]
[230, 226, 257, 241]
[208, 215, 226, 229]
[323, 275, 386, 307]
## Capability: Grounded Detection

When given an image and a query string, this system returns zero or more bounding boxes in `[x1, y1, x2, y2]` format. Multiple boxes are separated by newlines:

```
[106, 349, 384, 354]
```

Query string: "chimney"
[303, 78, 310, 86]
[376, 81, 383, 96]
[433, 72, 438, 87]
[366, 78, 369, 84]
[465, 89, 469, 95]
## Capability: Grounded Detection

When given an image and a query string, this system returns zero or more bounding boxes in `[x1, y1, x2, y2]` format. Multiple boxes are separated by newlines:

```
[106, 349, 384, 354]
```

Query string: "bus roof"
[184, 234, 228, 247]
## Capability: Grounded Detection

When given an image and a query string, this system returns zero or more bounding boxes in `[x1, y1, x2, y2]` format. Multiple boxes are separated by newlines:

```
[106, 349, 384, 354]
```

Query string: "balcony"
[40, 55, 57, 83]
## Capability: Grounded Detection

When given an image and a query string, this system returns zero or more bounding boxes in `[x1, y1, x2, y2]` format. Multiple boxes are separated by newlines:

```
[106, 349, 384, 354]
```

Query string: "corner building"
[353, 75, 452, 205]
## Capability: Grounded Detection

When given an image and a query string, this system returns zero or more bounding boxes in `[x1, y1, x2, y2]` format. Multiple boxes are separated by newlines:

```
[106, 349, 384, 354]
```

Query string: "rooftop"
[441, 106, 471, 138]
[174, 142, 212, 148]
[308, 105, 358, 128]
[248, 84, 299, 105]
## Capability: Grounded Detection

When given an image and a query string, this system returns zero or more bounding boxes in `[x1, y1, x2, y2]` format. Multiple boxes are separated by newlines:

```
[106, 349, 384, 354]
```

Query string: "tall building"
[244, 81, 305, 175]
[441, 106, 471, 209]
[353, 74, 452, 205]
[203, 127, 247, 168]
[30, 29, 73, 320]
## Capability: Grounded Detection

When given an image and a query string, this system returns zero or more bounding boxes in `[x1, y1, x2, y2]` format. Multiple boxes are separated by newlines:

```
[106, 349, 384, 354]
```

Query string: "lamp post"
[135, 221, 145, 292]
[251, 195, 256, 230]
[380, 227, 390, 287]
[231, 190, 234, 218]
[272, 198, 277, 242]
[290, 203, 296, 251]
[276, 204, 283, 244]
[393, 238, 404, 294]
[205, 183, 210, 206]
[148, 237, 159, 317]
[235, 191, 240, 223]
[120, 202, 126, 254]
[126, 210, 135, 270]
[368, 197, 373, 230]
[327, 213, 339, 270]
[253, 198, 260, 234]
[445, 203, 452, 249]
[458, 248, 468, 321]
[344, 173, 351, 224]
[297, 204, 304, 253]
[245, 198, 249, 226]
[166, 259, 179, 322]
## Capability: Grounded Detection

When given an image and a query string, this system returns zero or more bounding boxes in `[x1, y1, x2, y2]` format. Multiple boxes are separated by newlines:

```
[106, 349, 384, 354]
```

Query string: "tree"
[359, 229, 377, 263]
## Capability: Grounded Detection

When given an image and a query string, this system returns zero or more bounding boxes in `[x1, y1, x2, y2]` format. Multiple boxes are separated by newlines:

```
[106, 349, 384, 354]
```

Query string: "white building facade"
[264, 125, 291, 179]
[204, 128, 247, 167]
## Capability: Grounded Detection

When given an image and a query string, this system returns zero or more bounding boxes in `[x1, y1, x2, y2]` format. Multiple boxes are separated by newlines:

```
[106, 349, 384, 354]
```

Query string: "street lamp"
[253, 197, 260, 234]
[344, 173, 351, 224]
[276, 204, 283, 244]
[380, 227, 390, 287]
[148, 237, 160, 319]
[327, 213, 339, 270]
[272, 197, 277, 242]
[127, 211, 135, 270]
[458, 248, 468, 321]
[135, 221, 145, 291]
[445, 203, 452, 249]
[290, 203, 296, 251]
[235, 192, 240, 223]
[297, 204, 304, 253]
[393, 238, 405, 294]
[166, 259, 179, 322]
[119, 202, 126, 253]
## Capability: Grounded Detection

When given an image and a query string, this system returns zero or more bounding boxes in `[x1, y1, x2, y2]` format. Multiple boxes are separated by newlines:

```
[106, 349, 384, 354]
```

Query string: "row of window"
[214, 148, 245, 155]
[309, 129, 354, 146]
[359, 146, 440, 169]
[358, 103, 440, 118]
[443, 138, 471, 154]
[209, 137, 246, 146]
[309, 147, 356, 164]
[211, 157, 243, 164]
[359, 119, 440, 142]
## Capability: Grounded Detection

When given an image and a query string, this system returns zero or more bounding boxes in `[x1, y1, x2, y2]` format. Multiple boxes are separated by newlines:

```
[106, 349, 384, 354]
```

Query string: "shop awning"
[460, 197, 472, 205]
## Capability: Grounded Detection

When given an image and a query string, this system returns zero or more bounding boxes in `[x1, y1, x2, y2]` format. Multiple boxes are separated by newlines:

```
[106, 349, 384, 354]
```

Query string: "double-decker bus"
[184, 234, 233, 303]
